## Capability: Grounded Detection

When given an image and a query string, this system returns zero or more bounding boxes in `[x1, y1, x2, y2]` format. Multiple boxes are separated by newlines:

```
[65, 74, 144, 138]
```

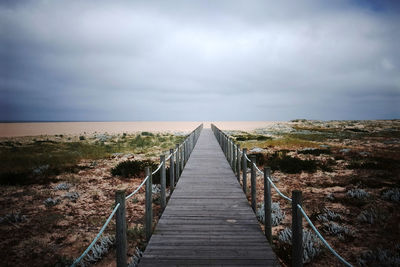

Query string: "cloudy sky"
[1, 0, 399, 121]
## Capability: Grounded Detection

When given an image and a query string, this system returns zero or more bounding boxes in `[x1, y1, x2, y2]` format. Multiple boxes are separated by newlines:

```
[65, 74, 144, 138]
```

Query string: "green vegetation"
[266, 151, 318, 174]
[111, 160, 158, 177]
[127, 225, 145, 242]
[298, 148, 331, 156]
[347, 157, 400, 170]
[0, 132, 185, 185]
[238, 137, 318, 150]
[233, 133, 271, 141]
[111, 159, 176, 187]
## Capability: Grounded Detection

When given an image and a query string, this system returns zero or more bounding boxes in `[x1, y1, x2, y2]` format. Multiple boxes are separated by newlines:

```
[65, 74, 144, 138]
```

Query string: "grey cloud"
[1, 0, 399, 121]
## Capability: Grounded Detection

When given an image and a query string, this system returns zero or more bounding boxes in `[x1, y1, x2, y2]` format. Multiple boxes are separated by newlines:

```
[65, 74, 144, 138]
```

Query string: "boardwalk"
[140, 129, 278, 266]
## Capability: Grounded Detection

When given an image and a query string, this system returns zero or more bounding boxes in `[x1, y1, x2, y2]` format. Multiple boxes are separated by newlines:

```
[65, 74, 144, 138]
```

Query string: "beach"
[0, 121, 280, 137]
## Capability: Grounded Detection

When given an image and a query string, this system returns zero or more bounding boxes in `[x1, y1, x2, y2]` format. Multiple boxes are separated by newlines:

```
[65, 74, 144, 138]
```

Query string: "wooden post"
[169, 148, 175, 193]
[184, 140, 187, 164]
[231, 140, 234, 167]
[242, 148, 247, 194]
[292, 190, 303, 267]
[115, 190, 127, 267]
[230, 139, 233, 166]
[180, 143, 184, 172]
[232, 141, 236, 171]
[145, 167, 153, 241]
[160, 154, 166, 210]
[175, 144, 180, 180]
[236, 144, 241, 181]
[264, 167, 272, 243]
[250, 155, 257, 211]
[224, 135, 228, 157]
[228, 138, 231, 164]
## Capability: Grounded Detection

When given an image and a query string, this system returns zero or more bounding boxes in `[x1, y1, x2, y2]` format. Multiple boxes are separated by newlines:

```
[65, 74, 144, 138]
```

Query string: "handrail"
[71, 203, 120, 267]
[298, 205, 353, 267]
[210, 123, 353, 267]
[71, 123, 203, 266]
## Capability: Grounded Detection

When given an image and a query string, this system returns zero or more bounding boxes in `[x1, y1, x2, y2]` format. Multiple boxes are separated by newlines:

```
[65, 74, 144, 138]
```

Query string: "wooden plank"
[139, 129, 277, 266]
[140, 259, 279, 267]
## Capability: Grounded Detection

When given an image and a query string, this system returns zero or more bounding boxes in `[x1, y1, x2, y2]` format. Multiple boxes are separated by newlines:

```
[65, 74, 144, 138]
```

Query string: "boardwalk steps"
[139, 129, 278, 266]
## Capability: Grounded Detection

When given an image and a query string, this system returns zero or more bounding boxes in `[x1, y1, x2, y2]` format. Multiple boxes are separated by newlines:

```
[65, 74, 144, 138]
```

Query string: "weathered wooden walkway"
[140, 129, 278, 266]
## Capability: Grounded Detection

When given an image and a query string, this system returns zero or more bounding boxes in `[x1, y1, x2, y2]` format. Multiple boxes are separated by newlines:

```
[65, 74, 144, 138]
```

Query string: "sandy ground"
[1, 120, 399, 266]
[0, 121, 278, 137]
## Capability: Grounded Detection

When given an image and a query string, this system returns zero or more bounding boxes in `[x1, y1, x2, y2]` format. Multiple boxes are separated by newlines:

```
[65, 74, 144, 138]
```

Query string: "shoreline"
[0, 121, 283, 137]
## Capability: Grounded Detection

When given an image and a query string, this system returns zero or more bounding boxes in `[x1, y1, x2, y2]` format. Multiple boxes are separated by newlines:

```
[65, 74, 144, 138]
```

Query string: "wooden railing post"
[292, 190, 303, 267]
[264, 167, 272, 243]
[231, 140, 234, 167]
[184, 140, 187, 165]
[250, 155, 257, 211]
[145, 167, 153, 241]
[160, 154, 166, 210]
[224, 135, 228, 157]
[242, 148, 247, 194]
[169, 148, 175, 193]
[236, 144, 241, 181]
[180, 143, 184, 173]
[228, 138, 231, 164]
[232, 140, 236, 170]
[175, 144, 180, 180]
[115, 190, 127, 267]
[230, 139, 233, 166]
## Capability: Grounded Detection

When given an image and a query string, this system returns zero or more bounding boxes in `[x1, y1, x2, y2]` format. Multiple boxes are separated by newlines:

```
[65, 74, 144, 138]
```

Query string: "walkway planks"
[139, 129, 278, 266]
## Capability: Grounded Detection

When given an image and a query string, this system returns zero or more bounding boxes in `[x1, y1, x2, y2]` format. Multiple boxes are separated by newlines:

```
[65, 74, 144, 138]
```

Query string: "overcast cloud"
[1, 0, 399, 121]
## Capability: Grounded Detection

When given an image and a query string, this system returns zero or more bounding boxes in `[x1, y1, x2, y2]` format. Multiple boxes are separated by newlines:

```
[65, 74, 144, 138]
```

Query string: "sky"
[1, 0, 399, 121]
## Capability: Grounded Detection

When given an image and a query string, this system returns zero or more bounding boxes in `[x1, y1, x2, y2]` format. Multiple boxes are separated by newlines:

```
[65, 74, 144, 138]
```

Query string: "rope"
[253, 163, 292, 201]
[71, 203, 120, 267]
[125, 175, 150, 200]
[297, 205, 353, 267]
[152, 161, 163, 175]
[244, 153, 252, 163]
[165, 153, 173, 161]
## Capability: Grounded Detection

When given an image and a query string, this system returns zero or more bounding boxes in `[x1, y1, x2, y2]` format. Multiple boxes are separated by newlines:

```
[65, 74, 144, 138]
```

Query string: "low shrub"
[382, 188, 400, 202]
[128, 247, 144, 267]
[358, 247, 400, 266]
[256, 202, 285, 226]
[111, 160, 175, 187]
[278, 227, 322, 263]
[83, 235, 115, 265]
[54, 183, 71, 191]
[233, 133, 271, 141]
[323, 222, 355, 241]
[347, 189, 370, 200]
[316, 208, 342, 222]
[357, 207, 387, 224]
[127, 226, 145, 241]
[267, 151, 317, 174]
[347, 157, 400, 170]
[0, 212, 27, 224]
[141, 131, 154, 136]
[111, 160, 158, 177]
[298, 148, 331, 156]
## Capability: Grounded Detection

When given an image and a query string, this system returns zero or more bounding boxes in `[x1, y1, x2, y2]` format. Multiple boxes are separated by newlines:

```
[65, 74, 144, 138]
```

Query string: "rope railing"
[253, 164, 292, 202]
[71, 123, 203, 267]
[125, 175, 150, 200]
[298, 205, 353, 267]
[71, 203, 121, 267]
[151, 161, 164, 175]
[211, 123, 353, 267]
